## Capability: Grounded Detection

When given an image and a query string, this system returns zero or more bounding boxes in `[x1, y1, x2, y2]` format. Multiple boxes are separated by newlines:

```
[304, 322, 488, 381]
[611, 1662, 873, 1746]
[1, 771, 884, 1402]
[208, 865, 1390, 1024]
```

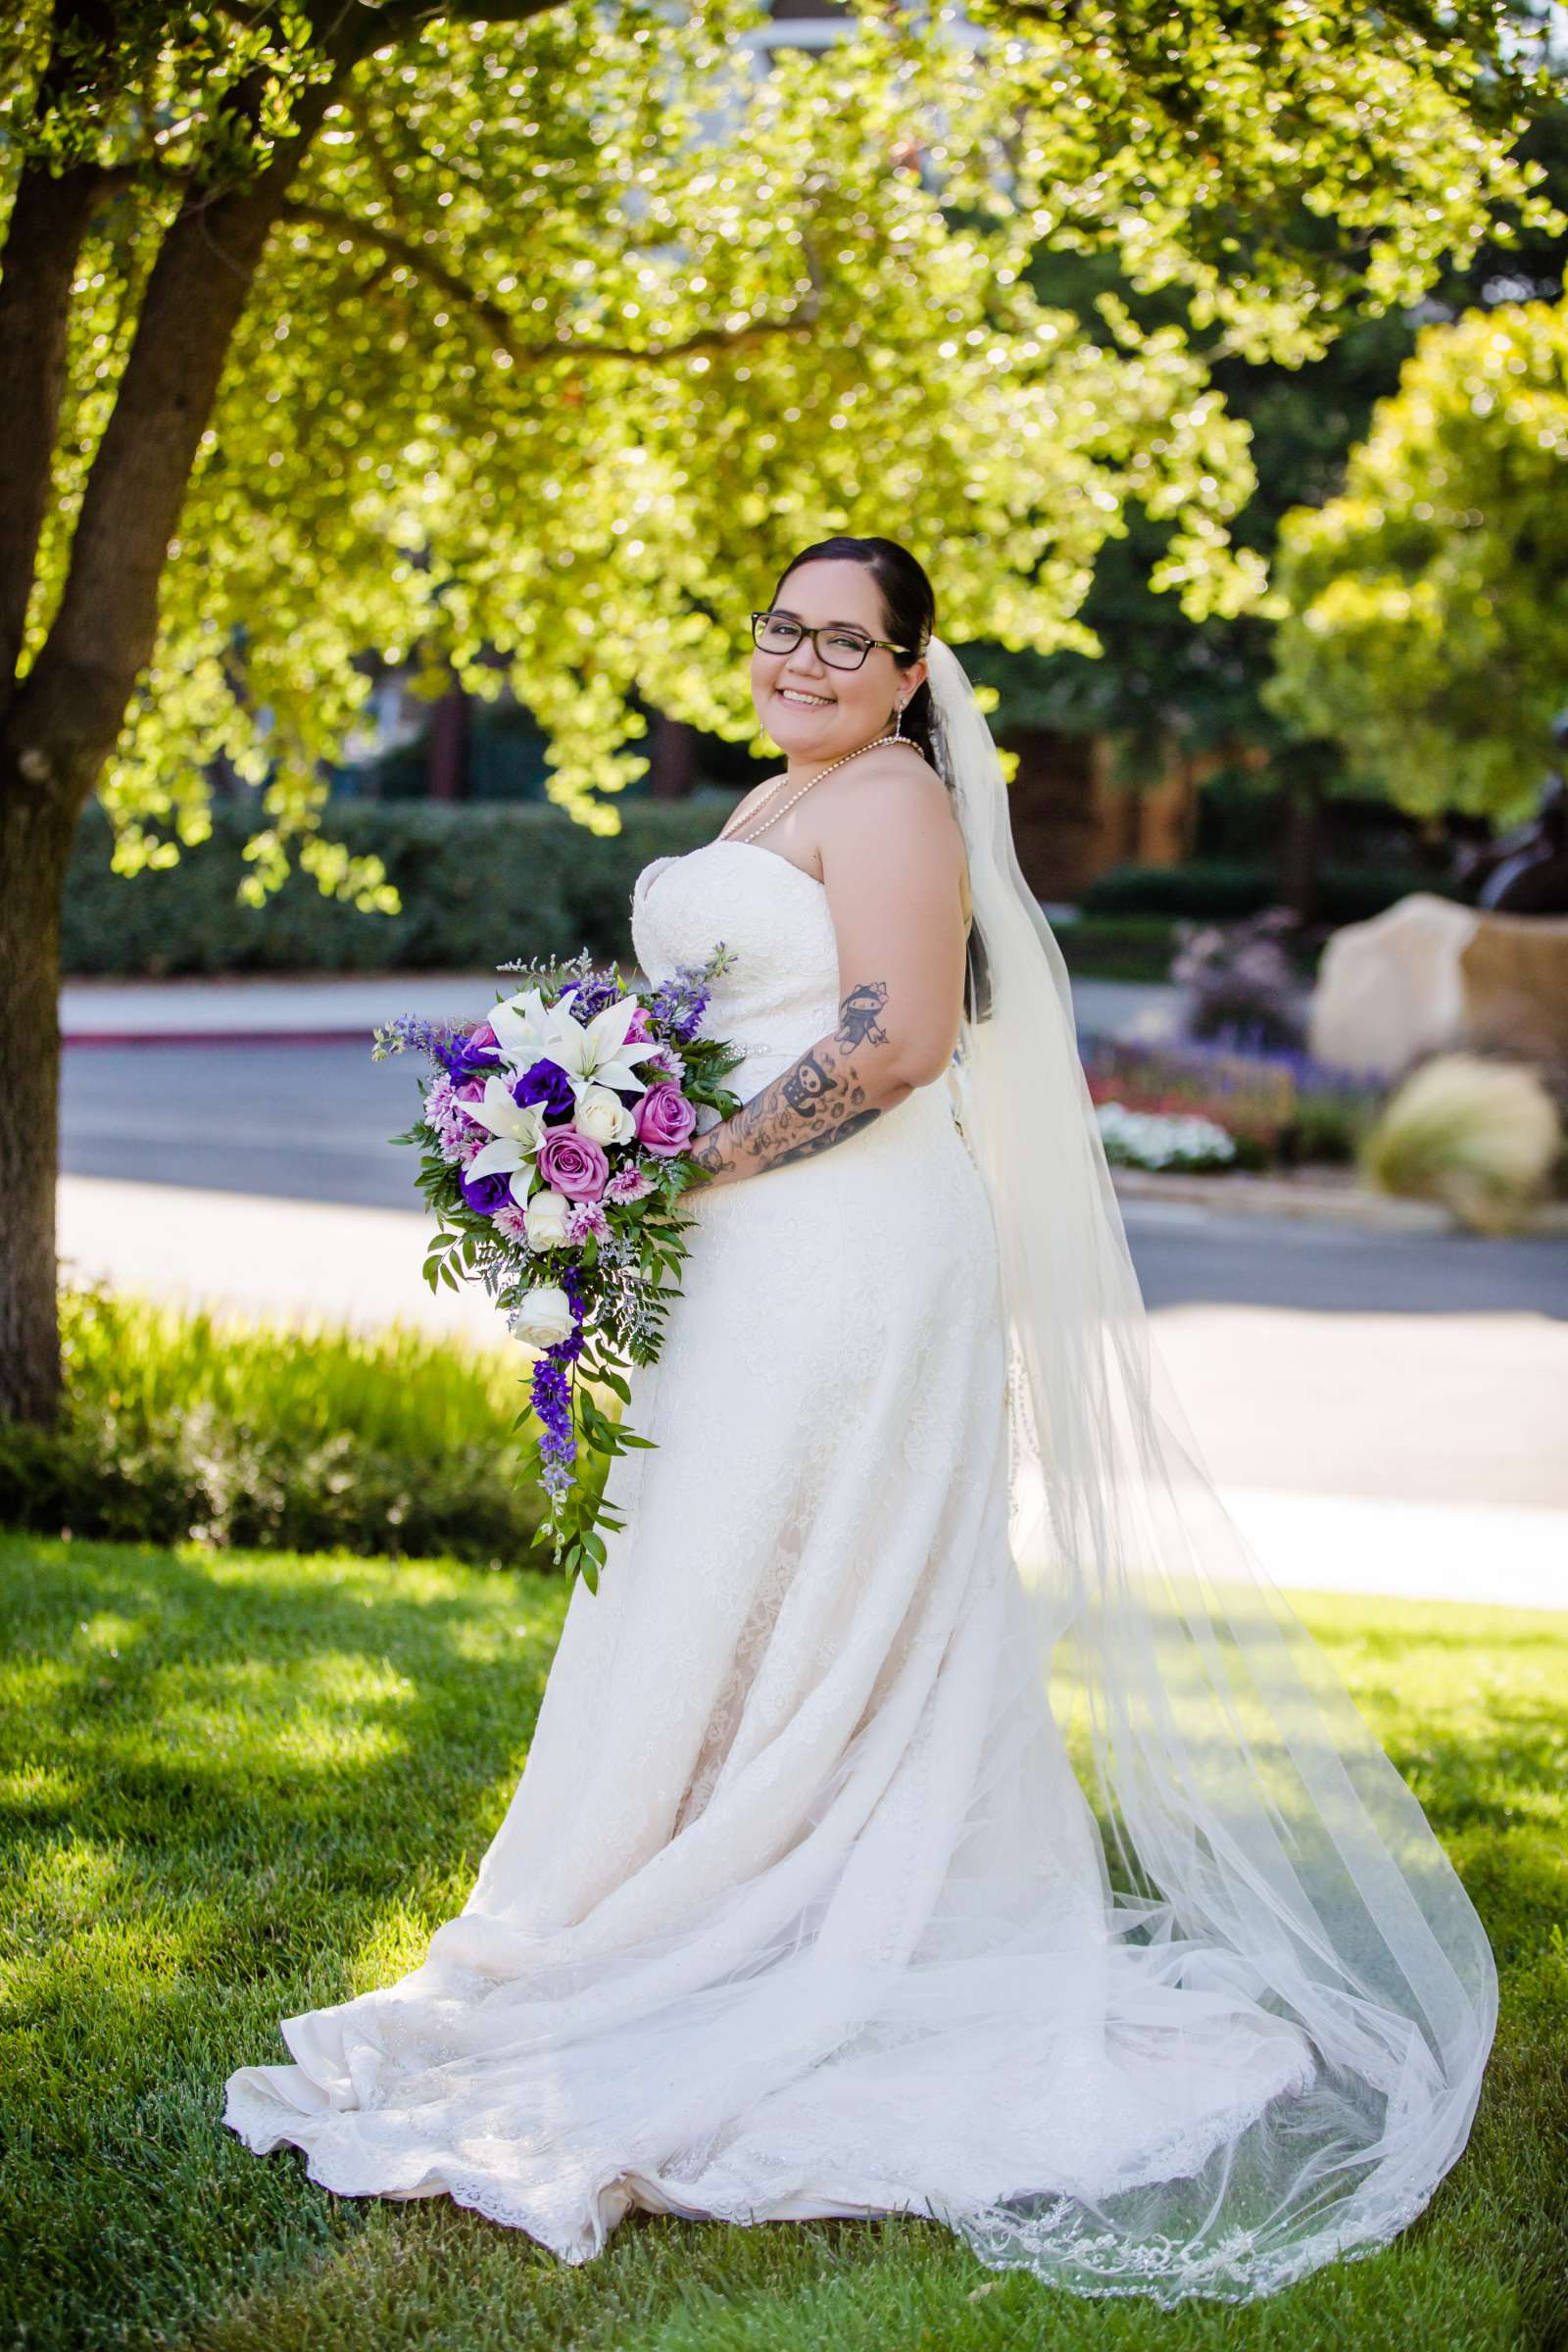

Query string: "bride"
[223, 536, 1495, 2304]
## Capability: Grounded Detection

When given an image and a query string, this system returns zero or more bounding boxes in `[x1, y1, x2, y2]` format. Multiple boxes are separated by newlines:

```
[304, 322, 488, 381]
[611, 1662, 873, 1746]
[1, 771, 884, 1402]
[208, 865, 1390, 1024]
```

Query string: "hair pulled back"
[767, 536, 938, 771]
[766, 535, 990, 1020]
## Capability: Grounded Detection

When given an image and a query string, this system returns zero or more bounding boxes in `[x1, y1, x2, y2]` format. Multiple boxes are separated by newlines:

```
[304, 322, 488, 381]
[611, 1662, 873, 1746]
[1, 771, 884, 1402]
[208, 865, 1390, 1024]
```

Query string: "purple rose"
[634, 1080, 698, 1157]
[535, 1126, 610, 1200]
[460, 1165, 513, 1217]
[447, 1078, 490, 1133]
[513, 1057, 576, 1122]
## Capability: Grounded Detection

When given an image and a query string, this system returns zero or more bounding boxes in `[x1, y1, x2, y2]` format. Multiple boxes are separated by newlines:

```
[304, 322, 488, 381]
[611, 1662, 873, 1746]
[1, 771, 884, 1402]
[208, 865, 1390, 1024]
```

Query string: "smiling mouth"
[775, 687, 835, 709]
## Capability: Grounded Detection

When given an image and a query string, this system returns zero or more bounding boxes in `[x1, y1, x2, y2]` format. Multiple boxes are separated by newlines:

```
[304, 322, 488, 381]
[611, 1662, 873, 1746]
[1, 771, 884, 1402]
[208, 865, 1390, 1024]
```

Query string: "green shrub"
[1053, 916, 1179, 983]
[1081, 859, 1453, 927]
[1360, 1054, 1562, 1235]
[62, 797, 725, 978]
[0, 1287, 546, 1565]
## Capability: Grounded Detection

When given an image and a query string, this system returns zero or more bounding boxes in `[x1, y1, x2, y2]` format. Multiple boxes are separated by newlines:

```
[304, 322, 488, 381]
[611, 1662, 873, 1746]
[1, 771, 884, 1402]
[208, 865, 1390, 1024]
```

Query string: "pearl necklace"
[720, 731, 924, 848]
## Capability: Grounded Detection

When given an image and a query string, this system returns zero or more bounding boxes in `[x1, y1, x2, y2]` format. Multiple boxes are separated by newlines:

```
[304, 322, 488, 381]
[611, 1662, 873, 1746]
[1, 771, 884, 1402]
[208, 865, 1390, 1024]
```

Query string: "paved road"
[60, 1037, 1568, 1319]
[51, 996, 1568, 1608]
[59, 970, 1178, 1043]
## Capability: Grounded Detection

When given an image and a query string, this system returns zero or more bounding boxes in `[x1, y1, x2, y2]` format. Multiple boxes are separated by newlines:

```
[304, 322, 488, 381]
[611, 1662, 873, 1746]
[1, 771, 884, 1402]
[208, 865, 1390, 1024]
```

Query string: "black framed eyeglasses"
[751, 611, 911, 671]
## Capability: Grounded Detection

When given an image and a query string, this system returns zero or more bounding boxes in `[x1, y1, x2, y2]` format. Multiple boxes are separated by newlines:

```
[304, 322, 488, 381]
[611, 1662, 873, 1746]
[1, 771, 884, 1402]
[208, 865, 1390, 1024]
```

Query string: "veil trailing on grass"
[925, 633, 1496, 2300]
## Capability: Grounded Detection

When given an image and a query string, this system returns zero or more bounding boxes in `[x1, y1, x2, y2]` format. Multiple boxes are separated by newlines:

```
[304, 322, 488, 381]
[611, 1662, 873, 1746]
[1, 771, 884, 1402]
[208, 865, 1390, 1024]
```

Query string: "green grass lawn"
[3, 1533, 1566, 2352]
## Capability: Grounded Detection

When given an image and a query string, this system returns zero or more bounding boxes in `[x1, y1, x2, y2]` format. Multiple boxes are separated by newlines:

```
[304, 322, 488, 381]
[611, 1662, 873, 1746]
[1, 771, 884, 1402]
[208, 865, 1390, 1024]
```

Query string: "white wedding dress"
[224, 837, 1339, 2278]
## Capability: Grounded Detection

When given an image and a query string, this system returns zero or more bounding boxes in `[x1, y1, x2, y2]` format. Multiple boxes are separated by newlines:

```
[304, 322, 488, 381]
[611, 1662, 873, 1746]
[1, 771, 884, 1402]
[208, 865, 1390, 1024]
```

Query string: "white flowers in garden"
[1096, 1102, 1238, 1173]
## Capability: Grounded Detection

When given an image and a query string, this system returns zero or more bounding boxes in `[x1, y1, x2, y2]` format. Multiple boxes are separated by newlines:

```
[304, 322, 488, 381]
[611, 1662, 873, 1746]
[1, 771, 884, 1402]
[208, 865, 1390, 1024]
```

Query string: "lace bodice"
[632, 838, 845, 1102]
[631, 835, 969, 1189]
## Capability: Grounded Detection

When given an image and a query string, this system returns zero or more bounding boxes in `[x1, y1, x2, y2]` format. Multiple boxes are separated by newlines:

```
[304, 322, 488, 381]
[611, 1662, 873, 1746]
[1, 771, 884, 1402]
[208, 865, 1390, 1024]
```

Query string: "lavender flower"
[529, 1258, 587, 1497]
[370, 1012, 470, 1064]
[563, 971, 631, 1025]
[647, 966, 712, 1044]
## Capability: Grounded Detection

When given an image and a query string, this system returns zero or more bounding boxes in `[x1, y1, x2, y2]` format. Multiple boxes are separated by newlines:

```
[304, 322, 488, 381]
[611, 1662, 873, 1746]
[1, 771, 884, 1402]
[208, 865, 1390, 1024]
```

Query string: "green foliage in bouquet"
[375, 946, 745, 1590]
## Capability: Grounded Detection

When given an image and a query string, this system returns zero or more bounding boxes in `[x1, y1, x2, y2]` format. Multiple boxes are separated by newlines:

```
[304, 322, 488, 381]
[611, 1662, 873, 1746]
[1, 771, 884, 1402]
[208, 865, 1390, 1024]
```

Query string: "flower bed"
[1082, 1035, 1381, 1172]
[1096, 1102, 1240, 1173]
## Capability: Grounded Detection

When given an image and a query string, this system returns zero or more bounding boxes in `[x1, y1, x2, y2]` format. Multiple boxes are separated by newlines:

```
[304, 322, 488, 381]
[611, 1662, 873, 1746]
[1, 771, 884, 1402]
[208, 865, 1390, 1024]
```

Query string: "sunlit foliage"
[1, 0, 1557, 885]
[1268, 294, 1568, 819]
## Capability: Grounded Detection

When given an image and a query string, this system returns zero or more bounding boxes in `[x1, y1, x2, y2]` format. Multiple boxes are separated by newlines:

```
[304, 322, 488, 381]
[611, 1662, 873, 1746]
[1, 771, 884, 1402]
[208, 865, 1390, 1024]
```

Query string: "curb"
[1111, 1165, 1568, 1238]
[64, 1029, 373, 1050]
[53, 1023, 1568, 1241]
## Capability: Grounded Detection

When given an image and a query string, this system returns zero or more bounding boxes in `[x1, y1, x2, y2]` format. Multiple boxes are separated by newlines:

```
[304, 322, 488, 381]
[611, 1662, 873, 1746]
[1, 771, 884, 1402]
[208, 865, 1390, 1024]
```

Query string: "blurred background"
[5, 5, 1568, 2343]
[28, 0, 1565, 1612]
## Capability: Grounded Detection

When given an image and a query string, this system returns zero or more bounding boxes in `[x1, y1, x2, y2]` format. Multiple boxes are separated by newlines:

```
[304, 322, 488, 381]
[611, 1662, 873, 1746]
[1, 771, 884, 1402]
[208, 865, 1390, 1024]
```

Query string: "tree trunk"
[649, 712, 698, 801]
[0, 75, 343, 1423]
[1278, 774, 1323, 924]
[0, 777, 74, 1420]
[428, 684, 471, 802]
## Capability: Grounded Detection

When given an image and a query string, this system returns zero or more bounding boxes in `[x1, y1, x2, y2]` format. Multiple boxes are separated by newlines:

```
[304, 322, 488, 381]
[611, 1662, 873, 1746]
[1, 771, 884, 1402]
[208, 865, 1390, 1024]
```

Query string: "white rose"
[512, 1282, 573, 1348]
[575, 1084, 636, 1146]
[523, 1189, 571, 1250]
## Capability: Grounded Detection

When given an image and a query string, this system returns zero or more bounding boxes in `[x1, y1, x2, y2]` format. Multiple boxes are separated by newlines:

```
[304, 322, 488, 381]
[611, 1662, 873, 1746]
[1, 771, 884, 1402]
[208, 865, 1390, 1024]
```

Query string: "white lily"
[463, 1080, 548, 1205]
[488, 987, 659, 1102]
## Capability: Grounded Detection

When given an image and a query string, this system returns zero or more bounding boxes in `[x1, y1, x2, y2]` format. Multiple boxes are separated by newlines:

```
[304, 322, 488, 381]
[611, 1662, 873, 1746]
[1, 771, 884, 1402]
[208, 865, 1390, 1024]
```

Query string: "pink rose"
[634, 1081, 697, 1157]
[535, 1126, 611, 1200]
[455, 1077, 487, 1103]
[623, 1004, 653, 1043]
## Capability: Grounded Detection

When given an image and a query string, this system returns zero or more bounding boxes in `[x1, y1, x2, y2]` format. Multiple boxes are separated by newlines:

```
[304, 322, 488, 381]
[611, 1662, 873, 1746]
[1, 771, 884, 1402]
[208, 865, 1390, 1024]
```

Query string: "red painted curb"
[64, 1029, 373, 1049]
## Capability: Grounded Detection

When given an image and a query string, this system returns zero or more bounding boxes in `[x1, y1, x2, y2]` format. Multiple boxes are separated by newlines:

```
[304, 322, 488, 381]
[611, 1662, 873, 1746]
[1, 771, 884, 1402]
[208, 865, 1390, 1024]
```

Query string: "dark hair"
[768, 535, 938, 769]
[767, 535, 991, 1021]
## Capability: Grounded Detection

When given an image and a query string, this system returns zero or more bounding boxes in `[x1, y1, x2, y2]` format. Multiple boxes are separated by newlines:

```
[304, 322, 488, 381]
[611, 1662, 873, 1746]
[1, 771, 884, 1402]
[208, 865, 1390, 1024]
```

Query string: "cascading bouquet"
[371, 945, 743, 1589]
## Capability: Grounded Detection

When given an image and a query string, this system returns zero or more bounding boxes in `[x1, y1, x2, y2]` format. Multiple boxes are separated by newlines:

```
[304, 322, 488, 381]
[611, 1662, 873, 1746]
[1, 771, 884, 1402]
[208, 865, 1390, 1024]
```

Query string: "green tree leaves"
[4, 0, 1555, 865]
[1268, 295, 1568, 820]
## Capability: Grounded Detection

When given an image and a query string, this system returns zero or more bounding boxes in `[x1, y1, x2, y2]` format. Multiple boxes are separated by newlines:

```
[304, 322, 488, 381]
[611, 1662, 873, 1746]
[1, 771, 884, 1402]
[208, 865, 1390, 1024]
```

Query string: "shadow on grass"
[2, 1539, 1565, 2352]
[0, 1533, 567, 2352]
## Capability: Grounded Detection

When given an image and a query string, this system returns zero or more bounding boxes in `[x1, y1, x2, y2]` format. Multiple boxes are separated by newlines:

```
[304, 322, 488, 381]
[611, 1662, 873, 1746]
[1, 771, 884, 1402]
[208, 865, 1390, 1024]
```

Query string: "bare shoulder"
[828, 745, 956, 847]
[816, 745, 969, 923]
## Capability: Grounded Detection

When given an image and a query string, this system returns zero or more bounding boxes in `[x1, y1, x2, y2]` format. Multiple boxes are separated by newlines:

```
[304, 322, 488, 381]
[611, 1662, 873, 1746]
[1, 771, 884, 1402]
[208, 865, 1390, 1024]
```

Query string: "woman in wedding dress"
[224, 537, 1496, 2304]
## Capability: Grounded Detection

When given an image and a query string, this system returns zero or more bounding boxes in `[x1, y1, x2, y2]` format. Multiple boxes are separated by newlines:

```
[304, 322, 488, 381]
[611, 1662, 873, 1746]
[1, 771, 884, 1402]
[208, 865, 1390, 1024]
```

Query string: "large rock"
[1309, 893, 1568, 1077]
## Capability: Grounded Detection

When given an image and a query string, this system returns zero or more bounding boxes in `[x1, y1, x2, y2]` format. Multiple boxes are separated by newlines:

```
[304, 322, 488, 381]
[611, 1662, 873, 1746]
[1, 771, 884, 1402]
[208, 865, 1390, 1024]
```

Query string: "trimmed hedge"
[0, 1286, 545, 1566]
[64, 808, 1458, 982]
[1080, 859, 1456, 927]
[1053, 917, 1180, 984]
[61, 797, 726, 978]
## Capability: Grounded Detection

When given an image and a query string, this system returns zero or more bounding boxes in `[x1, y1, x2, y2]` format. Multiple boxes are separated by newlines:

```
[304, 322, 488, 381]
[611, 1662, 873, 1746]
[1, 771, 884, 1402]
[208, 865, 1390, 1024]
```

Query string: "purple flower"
[460, 1165, 513, 1216]
[564, 1199, 610, 1245]
[529, 1257, 587, 1495]
[440, 1021, 504, 1083]
[513, 1057, 576, 1122]
[634, 1081, 697, 1157]
[536, 1127, 611, 1200]
[563, 973, 628, 1025]
[647, 972, 710, 1044]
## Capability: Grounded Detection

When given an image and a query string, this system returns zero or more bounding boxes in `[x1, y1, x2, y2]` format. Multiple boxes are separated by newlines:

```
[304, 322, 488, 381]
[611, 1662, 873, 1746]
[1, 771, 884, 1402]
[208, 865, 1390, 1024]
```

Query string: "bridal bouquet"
[371, 946, 743, 1588]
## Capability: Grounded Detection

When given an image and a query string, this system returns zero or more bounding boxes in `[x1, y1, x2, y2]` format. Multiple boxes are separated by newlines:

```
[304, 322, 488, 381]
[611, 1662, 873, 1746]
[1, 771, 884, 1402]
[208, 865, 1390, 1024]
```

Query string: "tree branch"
[6, 71, 345, 815]
[0, 165, 107, 716]
[277, 198, 521, 350]
[278, 200, 827, 364]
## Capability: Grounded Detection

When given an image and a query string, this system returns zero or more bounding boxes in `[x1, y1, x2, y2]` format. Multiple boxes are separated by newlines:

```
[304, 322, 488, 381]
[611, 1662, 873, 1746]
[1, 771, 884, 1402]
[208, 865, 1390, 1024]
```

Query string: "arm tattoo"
[691, 979, 900, 1183]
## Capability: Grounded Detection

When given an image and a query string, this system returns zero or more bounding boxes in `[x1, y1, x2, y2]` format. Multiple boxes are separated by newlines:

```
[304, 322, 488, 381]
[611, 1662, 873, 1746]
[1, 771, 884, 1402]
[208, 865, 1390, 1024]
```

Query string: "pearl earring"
[892, 701, 906, 740]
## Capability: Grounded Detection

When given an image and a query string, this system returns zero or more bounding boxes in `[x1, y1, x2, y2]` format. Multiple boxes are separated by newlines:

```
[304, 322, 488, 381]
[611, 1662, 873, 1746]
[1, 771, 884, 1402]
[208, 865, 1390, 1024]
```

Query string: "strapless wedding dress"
[222, 838, 1314, 2271]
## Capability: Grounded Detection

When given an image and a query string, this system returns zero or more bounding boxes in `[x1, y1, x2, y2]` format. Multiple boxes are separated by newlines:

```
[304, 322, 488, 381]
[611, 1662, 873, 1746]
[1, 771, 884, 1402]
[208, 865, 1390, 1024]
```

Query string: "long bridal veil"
[925, 634, 1495, 2301]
